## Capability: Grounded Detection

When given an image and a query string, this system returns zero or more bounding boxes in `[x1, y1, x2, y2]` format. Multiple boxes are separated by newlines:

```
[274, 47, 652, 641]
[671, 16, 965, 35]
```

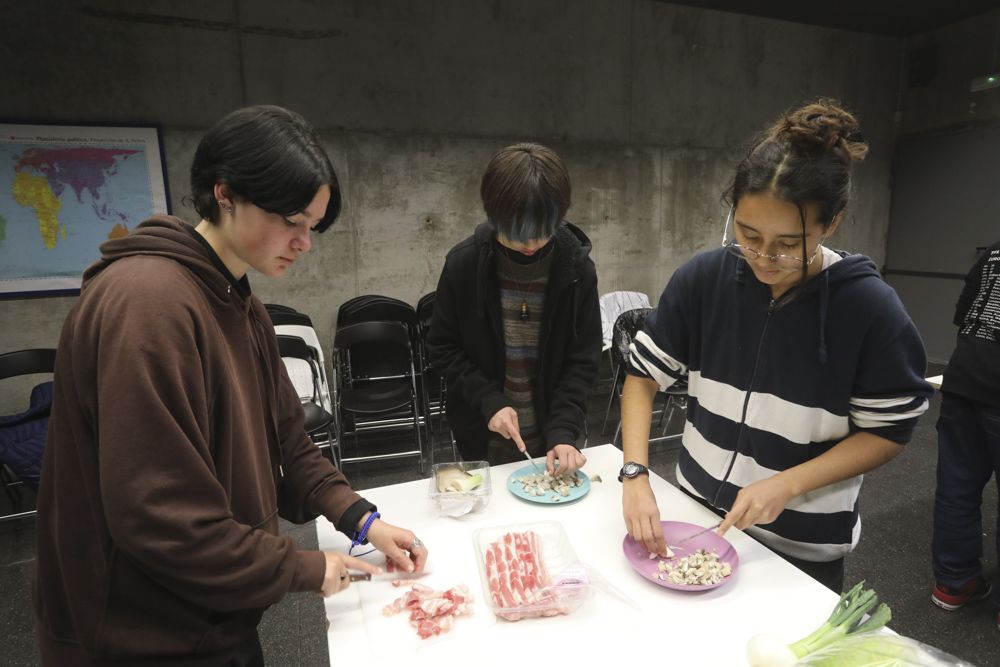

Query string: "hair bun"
[769, 99, 869, 164]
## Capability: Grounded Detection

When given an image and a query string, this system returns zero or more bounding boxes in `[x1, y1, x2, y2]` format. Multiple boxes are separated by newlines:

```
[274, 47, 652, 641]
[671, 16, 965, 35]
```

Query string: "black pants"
[230, 631, 264, 667]
[680, 486, 845, 593]
[932, 392, 1000, 609]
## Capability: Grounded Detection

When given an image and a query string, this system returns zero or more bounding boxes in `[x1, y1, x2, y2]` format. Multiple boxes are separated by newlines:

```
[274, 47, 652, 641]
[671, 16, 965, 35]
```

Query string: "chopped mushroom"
[651, 549, 732, 586]
[515, 471, 583, 497]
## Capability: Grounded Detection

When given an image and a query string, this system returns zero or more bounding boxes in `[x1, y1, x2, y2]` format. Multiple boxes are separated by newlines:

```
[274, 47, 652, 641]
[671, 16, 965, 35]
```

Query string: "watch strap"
[618, 461, 649, 482]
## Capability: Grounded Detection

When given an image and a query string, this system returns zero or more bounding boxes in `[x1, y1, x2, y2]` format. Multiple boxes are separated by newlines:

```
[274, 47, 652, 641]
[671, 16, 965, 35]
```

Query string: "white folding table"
[317, 443, 840, 665]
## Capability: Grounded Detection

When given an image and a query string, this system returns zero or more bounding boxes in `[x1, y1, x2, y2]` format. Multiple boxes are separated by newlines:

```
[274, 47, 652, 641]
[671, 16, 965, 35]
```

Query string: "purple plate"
[622, 520, 739, 591]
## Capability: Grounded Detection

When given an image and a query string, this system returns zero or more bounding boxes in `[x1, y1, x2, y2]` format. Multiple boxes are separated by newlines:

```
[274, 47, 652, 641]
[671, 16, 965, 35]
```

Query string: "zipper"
[711, 297, 775, 508]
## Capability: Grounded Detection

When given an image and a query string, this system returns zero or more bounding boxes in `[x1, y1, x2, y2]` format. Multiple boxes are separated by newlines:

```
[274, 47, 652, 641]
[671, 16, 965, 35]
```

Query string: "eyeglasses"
[720, 206, 824, 272]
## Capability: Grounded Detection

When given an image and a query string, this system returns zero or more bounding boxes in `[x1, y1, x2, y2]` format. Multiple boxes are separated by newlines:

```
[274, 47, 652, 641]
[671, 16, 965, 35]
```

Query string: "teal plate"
[507, 466, 591, 505]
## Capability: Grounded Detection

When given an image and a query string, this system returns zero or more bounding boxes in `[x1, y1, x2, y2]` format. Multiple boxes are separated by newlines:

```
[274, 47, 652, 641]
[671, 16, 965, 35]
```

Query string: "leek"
[435, 467, 483, 493]
[746, 581, 892, 666]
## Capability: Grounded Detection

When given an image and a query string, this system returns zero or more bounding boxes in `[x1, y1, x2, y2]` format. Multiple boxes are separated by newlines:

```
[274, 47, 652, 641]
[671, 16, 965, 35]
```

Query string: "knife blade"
[673, 521, 722, 547]
[347, 567, 433, 583]
[522, 447, 543, 473]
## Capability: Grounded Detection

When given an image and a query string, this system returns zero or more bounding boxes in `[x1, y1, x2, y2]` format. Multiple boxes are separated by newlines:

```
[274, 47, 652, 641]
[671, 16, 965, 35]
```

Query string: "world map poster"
[0, 123, 169, 296]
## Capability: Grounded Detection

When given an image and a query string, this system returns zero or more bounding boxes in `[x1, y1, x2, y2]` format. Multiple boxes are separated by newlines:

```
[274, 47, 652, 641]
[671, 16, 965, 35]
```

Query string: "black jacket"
[426, 220, 602, 458]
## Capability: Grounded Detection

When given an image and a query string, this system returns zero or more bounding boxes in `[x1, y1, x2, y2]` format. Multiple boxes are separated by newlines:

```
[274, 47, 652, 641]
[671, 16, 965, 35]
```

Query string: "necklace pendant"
[519, 302, 529, 321]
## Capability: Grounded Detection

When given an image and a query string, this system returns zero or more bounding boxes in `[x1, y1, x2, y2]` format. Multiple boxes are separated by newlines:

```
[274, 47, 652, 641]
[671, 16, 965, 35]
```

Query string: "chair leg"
[428, 408, 435, 470]
[326, 425, 339, 467]
[602, 365, 622, 435]
[1, 467, 21, 506]
[419, 373, 433, 438]
[411, 395, 425, 474]
[660, 399, 676, 436]
[655, 395, 668, 430]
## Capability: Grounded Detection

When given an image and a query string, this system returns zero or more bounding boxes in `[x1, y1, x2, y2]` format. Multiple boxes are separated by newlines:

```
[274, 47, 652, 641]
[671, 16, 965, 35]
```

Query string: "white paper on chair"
[281, 358, 313, 401]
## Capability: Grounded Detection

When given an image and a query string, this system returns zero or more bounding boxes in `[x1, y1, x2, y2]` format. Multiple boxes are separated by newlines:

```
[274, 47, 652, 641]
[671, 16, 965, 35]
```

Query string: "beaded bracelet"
[352, 511, 380, 548]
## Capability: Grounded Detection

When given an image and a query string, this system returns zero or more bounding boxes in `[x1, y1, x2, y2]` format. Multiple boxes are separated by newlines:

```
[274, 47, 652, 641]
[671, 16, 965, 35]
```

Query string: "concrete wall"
[0, 0, 904, 411]
[884, 9, 1000, 363]
[899, 10, 1000, 135]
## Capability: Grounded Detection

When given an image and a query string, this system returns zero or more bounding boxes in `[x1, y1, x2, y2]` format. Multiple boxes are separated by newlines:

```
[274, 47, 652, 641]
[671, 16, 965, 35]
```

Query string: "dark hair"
[190, 105, 341, 232]
[480, 142, 571, 243]
[725, 98, 868, 230]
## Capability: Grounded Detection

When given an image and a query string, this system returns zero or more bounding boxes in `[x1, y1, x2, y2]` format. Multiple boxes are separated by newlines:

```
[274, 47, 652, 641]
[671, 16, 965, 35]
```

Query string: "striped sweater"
[628, 247, 933, 562]
[496, 245, 555, 451]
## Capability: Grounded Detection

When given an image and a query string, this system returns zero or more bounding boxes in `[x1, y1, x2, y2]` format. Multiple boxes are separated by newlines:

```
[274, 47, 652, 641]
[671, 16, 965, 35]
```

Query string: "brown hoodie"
[34, 216, 370, 664]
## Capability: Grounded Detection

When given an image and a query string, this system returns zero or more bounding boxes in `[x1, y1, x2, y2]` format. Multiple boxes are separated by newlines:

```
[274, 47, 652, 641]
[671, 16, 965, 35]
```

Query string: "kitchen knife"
[673, 521, 723, 547]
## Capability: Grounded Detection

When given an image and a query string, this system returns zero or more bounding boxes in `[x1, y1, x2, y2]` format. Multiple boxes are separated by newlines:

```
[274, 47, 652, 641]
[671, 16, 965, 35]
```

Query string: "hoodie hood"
[83, 215, 240, 302]
[732, 248, 880, 291]
[732, 248, 881, 365]
[471, 219, 594, 319]
[473, 219, 594, 272]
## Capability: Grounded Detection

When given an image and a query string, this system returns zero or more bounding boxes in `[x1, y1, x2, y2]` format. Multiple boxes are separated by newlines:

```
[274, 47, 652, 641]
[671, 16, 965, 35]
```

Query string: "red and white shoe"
[931, 576, 992, 611]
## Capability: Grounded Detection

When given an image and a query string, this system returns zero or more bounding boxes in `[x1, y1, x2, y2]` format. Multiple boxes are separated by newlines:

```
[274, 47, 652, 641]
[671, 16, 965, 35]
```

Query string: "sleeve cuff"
[290, 549, 327, 593]
[336, 498, 377, 538]
[480, 391, 512, 423]
[545, 429, 577, 450]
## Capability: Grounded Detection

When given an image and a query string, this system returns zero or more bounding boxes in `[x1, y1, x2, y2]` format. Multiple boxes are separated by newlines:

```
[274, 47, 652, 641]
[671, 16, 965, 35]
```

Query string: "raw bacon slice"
[383, 583, 473, 639]
[483, 530, 571, 621]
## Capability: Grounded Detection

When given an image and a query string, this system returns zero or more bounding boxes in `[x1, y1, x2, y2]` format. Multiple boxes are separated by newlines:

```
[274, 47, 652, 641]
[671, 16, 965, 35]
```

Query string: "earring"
[217, 200, 233, 214]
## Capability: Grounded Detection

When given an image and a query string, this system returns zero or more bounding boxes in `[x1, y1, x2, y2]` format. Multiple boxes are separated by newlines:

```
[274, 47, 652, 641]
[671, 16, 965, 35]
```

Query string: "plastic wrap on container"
[794, 632, 975, 667]
[472, 521, 592, 621]
[428, 461, 491, 517]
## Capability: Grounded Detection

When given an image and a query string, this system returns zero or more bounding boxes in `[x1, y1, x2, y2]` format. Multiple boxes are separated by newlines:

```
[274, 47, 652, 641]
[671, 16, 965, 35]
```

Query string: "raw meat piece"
[483, 530, 569, 621]
[382, 583, 473, 640]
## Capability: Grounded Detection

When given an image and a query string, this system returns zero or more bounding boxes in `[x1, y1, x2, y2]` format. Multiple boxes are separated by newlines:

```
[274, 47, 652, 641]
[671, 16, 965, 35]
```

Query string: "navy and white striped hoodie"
[628, 246, 932, 562]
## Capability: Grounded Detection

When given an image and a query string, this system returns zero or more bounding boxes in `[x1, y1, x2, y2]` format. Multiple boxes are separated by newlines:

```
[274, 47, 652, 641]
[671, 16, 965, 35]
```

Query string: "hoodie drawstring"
[733, 252, 830, 365]
[818, 271, 829, 365]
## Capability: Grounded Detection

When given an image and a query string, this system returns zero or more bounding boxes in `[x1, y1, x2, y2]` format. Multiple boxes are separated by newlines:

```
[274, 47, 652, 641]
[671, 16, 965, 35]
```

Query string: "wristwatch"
[618, 461, 649, 483]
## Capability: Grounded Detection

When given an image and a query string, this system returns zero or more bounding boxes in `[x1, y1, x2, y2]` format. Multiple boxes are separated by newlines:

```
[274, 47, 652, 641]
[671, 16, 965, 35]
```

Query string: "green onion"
[746, 581, 892, 666]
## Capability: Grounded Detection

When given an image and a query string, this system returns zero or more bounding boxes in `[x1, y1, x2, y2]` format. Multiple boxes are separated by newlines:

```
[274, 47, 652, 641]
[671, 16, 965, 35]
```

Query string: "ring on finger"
[409, 536, 424, 550]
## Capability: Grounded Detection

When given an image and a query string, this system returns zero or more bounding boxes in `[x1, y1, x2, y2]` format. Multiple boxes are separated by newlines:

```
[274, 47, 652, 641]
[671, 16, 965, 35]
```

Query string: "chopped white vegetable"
[652, 548, 731, 586]
[515, 471, 582, 497]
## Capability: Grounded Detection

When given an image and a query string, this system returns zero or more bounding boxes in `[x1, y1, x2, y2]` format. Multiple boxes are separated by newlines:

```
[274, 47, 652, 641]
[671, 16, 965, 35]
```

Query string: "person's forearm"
[620, 374, 660, 466]
[779, 431, 903, 497]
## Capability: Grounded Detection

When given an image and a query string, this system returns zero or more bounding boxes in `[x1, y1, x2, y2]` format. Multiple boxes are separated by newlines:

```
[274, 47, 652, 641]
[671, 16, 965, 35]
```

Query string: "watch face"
[621, 462, 645, 479]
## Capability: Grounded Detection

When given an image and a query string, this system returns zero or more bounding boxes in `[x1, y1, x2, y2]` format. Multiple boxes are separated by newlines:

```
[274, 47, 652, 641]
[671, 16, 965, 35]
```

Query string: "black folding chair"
[415, 292, 457, 464]
[276, 335, 338, 465]
[0, 348, 56, 523]
[606, 309, 687, 447]
[332, 321, 425, 471]
[264, 303, 300, 317]
[336, 295, 430, 437]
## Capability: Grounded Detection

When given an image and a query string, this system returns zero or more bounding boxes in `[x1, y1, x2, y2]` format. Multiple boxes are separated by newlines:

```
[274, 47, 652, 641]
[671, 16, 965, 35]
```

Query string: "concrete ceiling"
[659, 1, 1000, 36]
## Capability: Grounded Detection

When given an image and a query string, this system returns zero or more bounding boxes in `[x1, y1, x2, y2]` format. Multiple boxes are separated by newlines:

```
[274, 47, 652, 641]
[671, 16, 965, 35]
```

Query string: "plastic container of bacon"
[472, 520, 592, 621]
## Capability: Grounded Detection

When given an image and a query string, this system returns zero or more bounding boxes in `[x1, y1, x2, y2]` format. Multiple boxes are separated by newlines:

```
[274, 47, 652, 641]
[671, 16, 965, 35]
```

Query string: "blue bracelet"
[352, 511, 380, 547]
